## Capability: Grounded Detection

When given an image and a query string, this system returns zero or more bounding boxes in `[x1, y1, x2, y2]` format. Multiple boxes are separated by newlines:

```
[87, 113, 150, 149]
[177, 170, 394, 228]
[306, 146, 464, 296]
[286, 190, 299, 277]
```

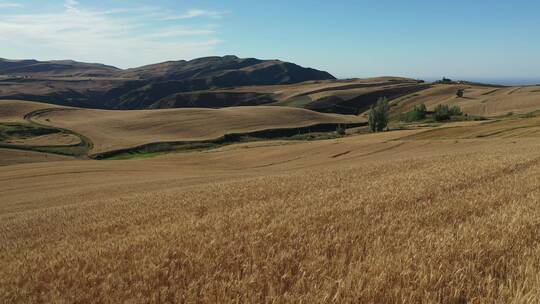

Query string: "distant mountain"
[113, 56, 336, 108]
[0, 58, 119, 77]
[0, 56, 336, 109]
[120, 55, 334, 84]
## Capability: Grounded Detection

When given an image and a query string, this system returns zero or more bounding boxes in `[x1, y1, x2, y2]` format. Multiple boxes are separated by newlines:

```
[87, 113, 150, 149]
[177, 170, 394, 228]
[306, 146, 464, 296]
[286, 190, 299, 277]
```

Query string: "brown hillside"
[390, 84, 540, 117]
[22, 102, 361, 154]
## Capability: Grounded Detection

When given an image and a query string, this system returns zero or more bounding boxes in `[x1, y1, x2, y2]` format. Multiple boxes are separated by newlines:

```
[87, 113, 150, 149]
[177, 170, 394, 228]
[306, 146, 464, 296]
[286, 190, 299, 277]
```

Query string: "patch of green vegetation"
[0, 122, 58, 141]
[399, 104, 487, 124]
[101, 131, 351, 161]
[286, 132, 343, 141]
[103, 132, 349, 160]
[97, 122, 368, 161]
[368, 97, 390, 132]
[32, 145, 91, 156]
[434, 104, 463, 121]
[521, 111, 538, 118]
[105, 151, 171, 160]
[399, 104, 427, 122]
[335, 124, 346, 136]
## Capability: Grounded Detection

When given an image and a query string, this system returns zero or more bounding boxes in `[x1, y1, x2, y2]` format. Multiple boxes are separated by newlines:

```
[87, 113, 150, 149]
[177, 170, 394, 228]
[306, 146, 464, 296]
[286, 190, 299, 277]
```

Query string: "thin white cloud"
[64, 0, 79, 13]
[0, 1, 225, 68]
[141, 26, 217, 39]
[0, 1, 23, 8]
[165, 9, 228, 20]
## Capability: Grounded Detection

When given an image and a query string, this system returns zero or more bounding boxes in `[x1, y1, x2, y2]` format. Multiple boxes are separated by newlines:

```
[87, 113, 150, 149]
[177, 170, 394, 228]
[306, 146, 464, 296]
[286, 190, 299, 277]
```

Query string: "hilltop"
[0, 56, 335, 109]
[0, 58, 119, 77]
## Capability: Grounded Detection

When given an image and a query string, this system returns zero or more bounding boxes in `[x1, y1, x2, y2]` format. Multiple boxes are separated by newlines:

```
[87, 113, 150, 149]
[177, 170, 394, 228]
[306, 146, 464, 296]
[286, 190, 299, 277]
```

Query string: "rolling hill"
[388, 83, 540, 117]
[0, 56, 336, 109]
[2, 56, 540, 119]
[1, 99, 362, 157]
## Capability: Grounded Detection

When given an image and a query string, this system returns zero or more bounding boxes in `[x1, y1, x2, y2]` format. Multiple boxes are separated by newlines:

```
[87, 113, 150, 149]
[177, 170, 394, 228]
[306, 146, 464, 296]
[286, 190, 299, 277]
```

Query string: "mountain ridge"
[0, 55, 334, 81]
[0, 55, 336, 109]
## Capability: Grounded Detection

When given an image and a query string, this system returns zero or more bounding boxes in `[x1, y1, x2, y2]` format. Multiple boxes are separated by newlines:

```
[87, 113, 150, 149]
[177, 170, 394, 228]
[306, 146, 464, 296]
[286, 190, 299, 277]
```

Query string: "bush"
[449, 105, 462, 116]
[336, 125, 346, 136]
[434, 104, 450, 121]
[400, 103, 427, 122]
[434, 104, 463, 121]
[368, 97, 390, 132]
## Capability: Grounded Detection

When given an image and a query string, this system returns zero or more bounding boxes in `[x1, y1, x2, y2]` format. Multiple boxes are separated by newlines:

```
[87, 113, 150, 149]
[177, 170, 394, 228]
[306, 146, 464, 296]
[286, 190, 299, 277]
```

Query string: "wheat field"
[390, 84, 540, 117]
[2, 98, 540, 302]
[2, 128, 540, 302]
[0, 100, 63, 123]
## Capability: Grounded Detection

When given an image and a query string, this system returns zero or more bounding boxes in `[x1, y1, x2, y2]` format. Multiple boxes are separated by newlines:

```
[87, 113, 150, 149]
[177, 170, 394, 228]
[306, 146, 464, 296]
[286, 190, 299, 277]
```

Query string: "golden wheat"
[2, 140, 540, 303]
[3, 98, 540, 302]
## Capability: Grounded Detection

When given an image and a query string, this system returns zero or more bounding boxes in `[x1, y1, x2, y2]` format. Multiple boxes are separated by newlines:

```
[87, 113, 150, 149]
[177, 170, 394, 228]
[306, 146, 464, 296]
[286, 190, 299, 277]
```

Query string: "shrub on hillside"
[434, 105, 450, 121]
[400, 103, 427, 122]
[449, 105, 463, 116]
[368, 97, 390, 132]
[336, 125, 346, 136]
[435, 104, 463, 121]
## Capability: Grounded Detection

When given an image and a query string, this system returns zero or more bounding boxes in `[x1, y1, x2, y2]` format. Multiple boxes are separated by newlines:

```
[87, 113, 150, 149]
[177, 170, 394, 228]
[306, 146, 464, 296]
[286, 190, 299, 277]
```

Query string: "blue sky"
[1, 0, 539, 81]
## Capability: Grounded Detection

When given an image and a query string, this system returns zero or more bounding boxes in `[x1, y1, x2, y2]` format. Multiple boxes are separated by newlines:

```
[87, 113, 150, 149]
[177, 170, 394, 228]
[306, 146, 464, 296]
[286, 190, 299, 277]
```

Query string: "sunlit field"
[2, 117, 540, 302]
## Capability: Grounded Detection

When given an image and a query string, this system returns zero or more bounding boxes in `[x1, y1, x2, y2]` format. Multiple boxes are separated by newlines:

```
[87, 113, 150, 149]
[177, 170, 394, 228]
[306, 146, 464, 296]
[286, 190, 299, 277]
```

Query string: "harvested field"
[0, 148, 72, 166]
[5, 132, 80, 146]
[391, 84, 540, 117]
[403, 115, 540, 140]
[0, 99, 63, 122]
[28, 105, 361, 154]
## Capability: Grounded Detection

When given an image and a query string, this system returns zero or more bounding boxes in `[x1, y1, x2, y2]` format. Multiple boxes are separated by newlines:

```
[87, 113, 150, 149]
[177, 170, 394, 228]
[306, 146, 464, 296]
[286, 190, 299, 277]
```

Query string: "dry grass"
[2, 129, 540, 302]
[0, 99, 62, 123]
[27, 104, 360, 154]
[5, 132, 80, 146]
[404, 115, 540, 140]
[0, 148, 72, 166]
[0, 129, 516, 210]
[391, 84, 540, 117]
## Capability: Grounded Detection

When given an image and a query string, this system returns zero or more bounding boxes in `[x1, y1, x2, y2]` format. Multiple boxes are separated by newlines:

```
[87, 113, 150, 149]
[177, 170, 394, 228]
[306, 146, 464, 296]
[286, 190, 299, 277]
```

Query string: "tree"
[441, 77, 453, 83]
[368, 97, 390, 132]
[456, 89, 465, 98]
